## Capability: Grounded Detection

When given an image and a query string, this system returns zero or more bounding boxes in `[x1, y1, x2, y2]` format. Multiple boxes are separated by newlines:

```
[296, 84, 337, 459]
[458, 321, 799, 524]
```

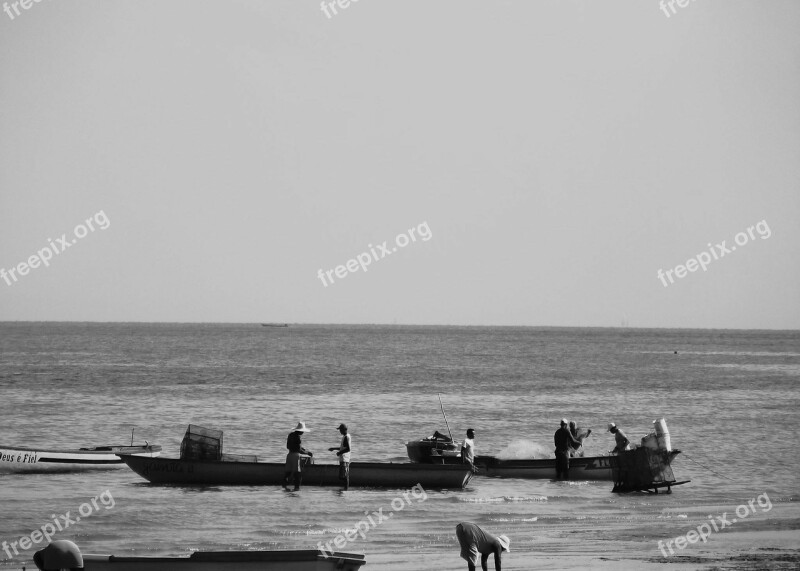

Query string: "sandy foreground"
[368, 530, 800, 570]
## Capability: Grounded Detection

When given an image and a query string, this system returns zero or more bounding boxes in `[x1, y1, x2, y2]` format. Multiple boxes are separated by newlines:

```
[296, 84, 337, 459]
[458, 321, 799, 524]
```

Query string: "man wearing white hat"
[284, 422, 313, 491]
[456, 522, 510, 570]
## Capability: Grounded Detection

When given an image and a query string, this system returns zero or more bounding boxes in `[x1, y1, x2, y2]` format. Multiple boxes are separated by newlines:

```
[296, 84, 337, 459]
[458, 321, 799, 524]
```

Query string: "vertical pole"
[438, 393, 453, 441]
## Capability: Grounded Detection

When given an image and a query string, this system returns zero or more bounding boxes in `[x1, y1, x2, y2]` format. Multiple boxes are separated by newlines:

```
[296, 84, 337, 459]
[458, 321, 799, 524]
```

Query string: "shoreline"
[366, 530, 800, 570]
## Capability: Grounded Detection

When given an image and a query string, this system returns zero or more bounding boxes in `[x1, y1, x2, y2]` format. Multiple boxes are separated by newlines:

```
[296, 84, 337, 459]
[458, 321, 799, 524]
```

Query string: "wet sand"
[368, 530, 800, 570]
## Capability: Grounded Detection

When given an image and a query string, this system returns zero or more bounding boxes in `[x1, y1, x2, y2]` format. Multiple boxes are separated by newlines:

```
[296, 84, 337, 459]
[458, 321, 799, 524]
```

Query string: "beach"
[1, 323, 798, 570]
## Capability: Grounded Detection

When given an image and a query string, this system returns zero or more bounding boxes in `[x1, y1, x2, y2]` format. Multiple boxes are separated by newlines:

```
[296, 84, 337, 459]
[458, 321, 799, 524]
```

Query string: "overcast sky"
[1, 0, 798, 328]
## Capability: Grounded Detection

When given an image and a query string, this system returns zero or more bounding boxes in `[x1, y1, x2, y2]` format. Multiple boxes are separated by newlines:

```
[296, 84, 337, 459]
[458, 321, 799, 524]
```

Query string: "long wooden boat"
[80, 551, 366, 571]
[475, 454, 616, 480]
[417, 451, 682, 481]
[0, 444, 162, 472]
[119, 454, 473, 489]
[407, 420, 682, 481]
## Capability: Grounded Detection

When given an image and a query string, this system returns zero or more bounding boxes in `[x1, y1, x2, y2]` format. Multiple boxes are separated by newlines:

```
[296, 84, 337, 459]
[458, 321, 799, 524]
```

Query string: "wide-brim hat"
[292, 422, 310, 433]
[497, 535, 511, 552]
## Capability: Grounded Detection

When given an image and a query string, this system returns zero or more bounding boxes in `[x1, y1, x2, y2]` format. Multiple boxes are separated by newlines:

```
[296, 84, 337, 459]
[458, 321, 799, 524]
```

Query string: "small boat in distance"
[1, 443, 162, 473]
[261, 323, 289, 327]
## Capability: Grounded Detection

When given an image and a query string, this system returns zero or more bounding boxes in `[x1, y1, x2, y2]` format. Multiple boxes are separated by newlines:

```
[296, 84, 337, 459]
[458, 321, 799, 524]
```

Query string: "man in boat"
[568, 421, 592, 457]
[328, 423, 351, 490]
[553, 418, 583, 480]
[284, 422, 313, 491]
[461, 428, 476, 471]
[455, 522, 510, 571]
[608, 422, 630, 454]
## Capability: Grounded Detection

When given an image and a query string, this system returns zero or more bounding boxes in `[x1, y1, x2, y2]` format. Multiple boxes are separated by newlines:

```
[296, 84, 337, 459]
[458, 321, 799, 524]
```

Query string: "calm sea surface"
[1, 324, 798, 569]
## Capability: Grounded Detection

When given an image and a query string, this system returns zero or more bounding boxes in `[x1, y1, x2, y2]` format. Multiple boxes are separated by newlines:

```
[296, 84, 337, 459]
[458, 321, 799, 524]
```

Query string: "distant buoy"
[674, 351, 678, 354]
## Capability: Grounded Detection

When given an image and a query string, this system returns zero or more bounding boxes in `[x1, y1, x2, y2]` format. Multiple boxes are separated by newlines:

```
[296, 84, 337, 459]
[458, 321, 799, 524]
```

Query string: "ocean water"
[0, 323, 798, 570]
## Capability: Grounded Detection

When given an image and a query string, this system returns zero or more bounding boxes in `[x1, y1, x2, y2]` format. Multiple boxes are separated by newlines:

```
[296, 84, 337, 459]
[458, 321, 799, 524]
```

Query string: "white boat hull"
[0, 445, 161, 472]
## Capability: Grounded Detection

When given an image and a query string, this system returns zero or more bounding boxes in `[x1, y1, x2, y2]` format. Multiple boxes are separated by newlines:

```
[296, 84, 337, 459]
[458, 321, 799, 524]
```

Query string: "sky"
[1, 0, 798, 328]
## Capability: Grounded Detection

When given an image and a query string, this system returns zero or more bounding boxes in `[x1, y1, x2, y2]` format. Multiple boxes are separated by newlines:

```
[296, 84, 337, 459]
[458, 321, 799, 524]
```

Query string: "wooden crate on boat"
[180, 425, 223, 461]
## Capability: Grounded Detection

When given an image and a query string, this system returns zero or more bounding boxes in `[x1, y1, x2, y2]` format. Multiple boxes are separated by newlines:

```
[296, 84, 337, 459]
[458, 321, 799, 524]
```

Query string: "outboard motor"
[653, 418, 672, 451]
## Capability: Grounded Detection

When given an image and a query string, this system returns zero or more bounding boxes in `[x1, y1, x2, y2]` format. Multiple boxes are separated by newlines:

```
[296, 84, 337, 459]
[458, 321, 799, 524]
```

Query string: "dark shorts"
[555, 451, 570, 472]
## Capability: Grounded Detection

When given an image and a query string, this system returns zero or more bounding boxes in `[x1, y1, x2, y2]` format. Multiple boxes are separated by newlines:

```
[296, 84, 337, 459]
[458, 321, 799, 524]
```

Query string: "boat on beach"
[0, 443, 162, 472]
[79, 551, 366, 571]
[119, 454, 473, 489]
[34, 541, 366, 571]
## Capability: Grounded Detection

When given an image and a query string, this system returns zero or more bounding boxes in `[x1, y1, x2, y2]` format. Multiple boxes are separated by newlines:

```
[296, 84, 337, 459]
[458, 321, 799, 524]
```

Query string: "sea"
[0, 323, 798, 570]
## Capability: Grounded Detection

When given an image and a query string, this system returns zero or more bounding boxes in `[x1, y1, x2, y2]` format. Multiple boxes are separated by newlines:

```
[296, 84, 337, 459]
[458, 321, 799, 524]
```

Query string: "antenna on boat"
[438, 393, 454, 441]
[130, 428, 134, 446]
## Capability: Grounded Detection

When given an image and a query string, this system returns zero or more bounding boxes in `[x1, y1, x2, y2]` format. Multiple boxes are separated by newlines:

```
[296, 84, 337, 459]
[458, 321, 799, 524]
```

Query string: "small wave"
[280, 527, 355, 536]
[456, 495, 547, 503]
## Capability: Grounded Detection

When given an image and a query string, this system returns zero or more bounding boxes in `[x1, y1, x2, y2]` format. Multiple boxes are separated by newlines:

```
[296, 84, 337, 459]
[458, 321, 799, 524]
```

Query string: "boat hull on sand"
[120, 455, 473, 489]
[0, 445, 162, 472]
[79, 551, 366, 571]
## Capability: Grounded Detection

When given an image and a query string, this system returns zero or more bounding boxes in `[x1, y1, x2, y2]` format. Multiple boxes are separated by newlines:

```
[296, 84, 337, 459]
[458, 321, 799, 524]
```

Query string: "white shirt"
[339, 433, 351, 463]
[462, 437, 475, 464]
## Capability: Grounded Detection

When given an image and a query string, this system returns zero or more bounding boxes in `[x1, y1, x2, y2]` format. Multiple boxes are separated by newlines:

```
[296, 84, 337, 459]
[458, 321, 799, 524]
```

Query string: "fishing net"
[611, 447, 676, 492]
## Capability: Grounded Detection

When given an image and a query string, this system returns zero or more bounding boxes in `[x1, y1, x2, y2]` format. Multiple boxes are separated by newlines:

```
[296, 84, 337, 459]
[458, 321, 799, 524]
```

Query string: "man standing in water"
[461, 428, 476, 470]
[284, 422, 313, 491]
[568, 421, 592, 457]
[455, 522, 510, 571]
[608, 422, 630, 454]
[328, 423, 351, 490]
[553, 418, 583, 480]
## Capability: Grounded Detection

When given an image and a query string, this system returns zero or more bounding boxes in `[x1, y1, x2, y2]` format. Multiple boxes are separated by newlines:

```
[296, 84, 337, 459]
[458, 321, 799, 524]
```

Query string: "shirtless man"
[608, 422, 630, 454]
